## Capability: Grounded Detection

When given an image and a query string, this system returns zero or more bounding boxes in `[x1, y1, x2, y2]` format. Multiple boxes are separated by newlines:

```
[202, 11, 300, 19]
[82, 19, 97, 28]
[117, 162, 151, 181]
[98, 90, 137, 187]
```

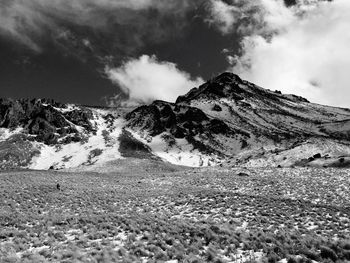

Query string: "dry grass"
[0, 167, 350, 262]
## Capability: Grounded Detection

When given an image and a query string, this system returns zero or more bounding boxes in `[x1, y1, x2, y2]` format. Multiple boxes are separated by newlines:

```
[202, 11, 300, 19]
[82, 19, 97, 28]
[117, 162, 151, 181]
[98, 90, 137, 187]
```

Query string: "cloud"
[232, 0, 350, 107]
[0, 1, 48, 51]
[209, 0, 350, 107]
[207, 0, 240, 34]
[0, 0, 206, 106]
[207, 0, 269, 36]
[208, 0, 302, 36]
[106, 55, 204, 103]
[0, 0, 200, 52]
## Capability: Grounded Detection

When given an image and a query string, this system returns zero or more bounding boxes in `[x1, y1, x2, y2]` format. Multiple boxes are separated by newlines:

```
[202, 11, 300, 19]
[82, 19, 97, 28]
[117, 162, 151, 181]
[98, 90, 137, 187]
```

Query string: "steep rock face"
[126, 100, 232, 138]
[64, 109, 94, 130]
[176, 73, 246, 103]
[0, 98, 94, 144]
[126, 99, 250, 162]
[0, 99, 65, 127]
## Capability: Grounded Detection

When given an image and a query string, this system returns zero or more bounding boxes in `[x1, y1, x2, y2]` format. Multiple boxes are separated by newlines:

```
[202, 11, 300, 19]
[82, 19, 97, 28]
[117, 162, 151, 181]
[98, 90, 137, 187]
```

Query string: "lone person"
[56, 183, 61, 191]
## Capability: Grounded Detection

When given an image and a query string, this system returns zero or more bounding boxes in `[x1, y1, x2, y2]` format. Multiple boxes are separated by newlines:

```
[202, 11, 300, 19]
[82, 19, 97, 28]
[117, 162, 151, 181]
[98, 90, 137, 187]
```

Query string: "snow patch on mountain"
[128, 130, 221, 167]
[0, 128, 23, 140]
[29, 110, 125, 170]
[242, 139, 350, 168]
[52, 104, 79, 113]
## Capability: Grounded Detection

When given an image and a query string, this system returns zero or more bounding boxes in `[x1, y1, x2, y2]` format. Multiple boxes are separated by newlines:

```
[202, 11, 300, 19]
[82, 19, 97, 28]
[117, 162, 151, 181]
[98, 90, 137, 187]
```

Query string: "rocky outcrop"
[126, 100, 233, 139]
[0, 98, 94, 144]
[64, 109, 94, 131]
[176, 73, 245, 103]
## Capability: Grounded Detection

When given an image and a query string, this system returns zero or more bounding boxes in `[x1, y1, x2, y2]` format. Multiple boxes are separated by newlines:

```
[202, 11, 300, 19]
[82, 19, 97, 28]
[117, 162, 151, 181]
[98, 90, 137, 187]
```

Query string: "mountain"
[1, 72, 350, 170]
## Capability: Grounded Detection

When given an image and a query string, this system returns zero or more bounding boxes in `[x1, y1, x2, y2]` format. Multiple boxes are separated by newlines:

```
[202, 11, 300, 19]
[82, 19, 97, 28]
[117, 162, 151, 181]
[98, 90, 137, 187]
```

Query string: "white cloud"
[208, 0, 350, 107]
[259, 0, 295, 31]
[207, 0, 239, 34]
[106, 55, 203, 103]
[230, 0, 350, 107]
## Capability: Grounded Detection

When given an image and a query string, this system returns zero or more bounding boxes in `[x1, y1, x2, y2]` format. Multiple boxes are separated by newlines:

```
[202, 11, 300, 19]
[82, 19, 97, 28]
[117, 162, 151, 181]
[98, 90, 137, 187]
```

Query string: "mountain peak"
[212, 72, 243, 84]
[176, 72, 310, 105]
[176, 72, 246, 104]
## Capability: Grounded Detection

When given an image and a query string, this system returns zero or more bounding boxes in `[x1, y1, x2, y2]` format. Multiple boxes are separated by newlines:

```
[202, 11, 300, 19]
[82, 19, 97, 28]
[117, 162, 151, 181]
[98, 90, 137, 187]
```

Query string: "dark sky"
[0, 1, 238, 106]
[0, 38, 113, 105]
[0, 0, 301, 106]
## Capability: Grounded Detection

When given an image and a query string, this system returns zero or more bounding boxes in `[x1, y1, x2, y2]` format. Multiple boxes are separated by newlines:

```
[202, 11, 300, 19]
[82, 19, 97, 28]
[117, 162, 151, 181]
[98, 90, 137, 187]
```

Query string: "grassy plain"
[1, 164, 350, 262]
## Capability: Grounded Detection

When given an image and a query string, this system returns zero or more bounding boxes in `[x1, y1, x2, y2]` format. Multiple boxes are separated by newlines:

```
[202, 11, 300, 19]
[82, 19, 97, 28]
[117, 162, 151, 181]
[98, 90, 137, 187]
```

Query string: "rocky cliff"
[0, 98, 94, 144]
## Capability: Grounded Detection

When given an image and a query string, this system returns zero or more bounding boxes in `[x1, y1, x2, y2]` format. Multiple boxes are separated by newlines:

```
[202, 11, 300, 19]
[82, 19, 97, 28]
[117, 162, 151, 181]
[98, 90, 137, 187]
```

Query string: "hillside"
[1, 73, 350, 170]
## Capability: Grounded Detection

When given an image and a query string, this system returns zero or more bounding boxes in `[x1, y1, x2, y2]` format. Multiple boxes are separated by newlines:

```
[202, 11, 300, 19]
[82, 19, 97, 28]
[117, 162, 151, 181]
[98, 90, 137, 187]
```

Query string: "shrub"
[266, 252, 279, 263]
[133, 247, 149, 257]
[187, 244, 200, 255]
[184, 254, 203, 263]
[320, 246, 338, 262]
[117, 247, 127, 257]
[205, 246, 218, 262]
[342, 242, 350, 250]
[343, 250, 350, 260]
[300, 249, 320, 261]
[154, 251, 168, 261]
[287, 256, 298, 263]
[203, 229, 217, 245]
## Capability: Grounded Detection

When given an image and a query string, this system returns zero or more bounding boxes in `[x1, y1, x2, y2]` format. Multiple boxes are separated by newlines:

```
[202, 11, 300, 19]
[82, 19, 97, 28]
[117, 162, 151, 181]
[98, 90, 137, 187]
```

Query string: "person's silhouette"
[56, 183, 61, 191]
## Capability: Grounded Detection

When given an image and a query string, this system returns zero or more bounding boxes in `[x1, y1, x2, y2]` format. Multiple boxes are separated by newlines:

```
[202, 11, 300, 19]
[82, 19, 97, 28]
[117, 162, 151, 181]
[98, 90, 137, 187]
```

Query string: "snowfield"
[29, 110, 125, 170]
[129, 130, 221, 167]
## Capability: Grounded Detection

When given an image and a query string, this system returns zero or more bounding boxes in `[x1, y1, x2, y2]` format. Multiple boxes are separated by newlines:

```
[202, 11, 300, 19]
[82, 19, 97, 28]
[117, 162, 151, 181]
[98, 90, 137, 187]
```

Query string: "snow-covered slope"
[29, 110, 125, 170]
[125, 72, 350, 167]
[2, 72, 350, 169]
[0, 99, 132, 169]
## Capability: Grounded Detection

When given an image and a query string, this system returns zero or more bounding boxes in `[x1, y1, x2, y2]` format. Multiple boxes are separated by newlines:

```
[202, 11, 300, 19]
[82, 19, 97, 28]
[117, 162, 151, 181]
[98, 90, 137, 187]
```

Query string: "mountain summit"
[177, 72, 309, 104]
[1, 72, 350, 170]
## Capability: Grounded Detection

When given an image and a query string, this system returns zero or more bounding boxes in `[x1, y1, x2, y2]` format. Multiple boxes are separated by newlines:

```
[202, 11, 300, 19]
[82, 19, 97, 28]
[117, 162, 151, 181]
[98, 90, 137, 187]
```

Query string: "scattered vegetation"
[0, 167, 349, 262]
[0, 134, 40, 170]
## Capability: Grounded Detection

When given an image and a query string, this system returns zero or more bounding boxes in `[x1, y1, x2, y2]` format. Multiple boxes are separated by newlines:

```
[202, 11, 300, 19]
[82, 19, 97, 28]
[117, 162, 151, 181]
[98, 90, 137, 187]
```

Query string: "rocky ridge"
[0, 98, 94, 144]
[1, 73, 350, 169]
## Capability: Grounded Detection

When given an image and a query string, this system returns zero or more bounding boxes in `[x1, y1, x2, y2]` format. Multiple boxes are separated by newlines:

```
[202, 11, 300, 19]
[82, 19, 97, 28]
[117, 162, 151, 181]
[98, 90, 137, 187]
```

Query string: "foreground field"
[1, 165, 350, 262]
